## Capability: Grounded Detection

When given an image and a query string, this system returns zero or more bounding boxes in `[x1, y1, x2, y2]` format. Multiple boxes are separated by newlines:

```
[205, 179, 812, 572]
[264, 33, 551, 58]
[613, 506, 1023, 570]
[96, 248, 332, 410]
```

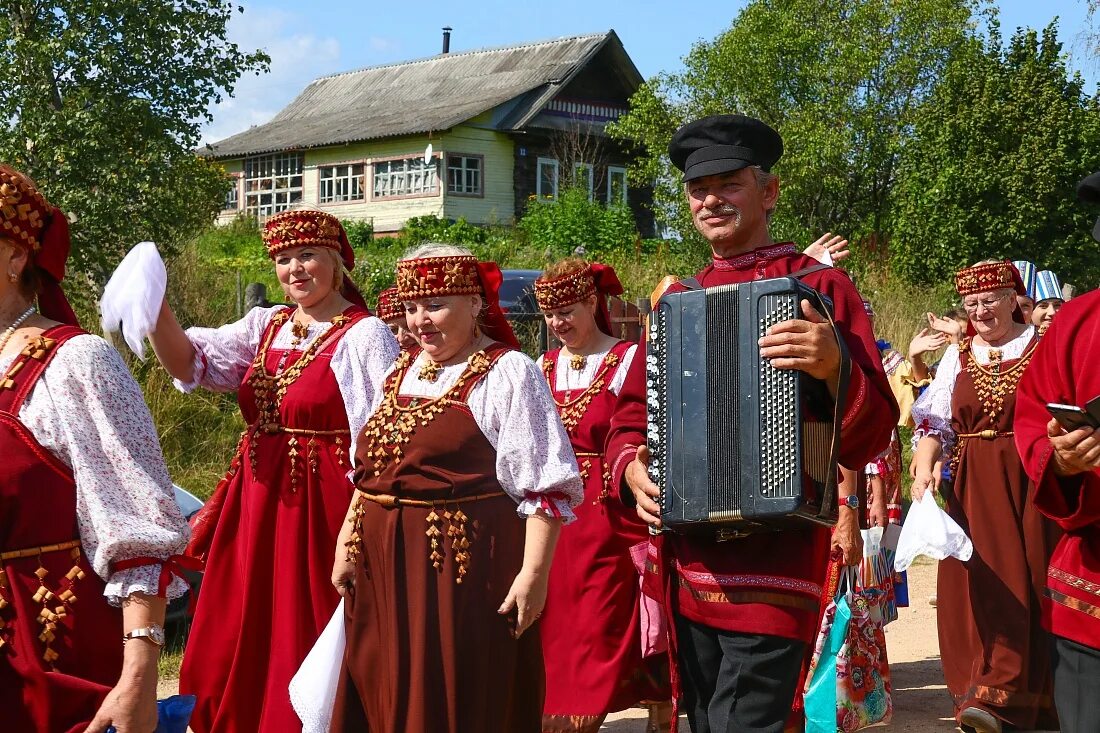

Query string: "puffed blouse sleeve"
[910, 343, 961, 453]
[609, 343, 638, 396]
[174, 305, 283, 393]
[330, 317, 400, 456]
[466, 351, 583, 523]
[27, 336, 190, 604]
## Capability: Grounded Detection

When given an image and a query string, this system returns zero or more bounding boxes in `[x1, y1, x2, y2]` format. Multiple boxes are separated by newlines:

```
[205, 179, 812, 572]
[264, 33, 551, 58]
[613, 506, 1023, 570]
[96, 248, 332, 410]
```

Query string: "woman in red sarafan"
[910, 260, 1060, 733]
[146, 210, 398, 733]
[330, 245, 584, 733]
[0, 164, 189, 733]
[533, 258, 671, 733]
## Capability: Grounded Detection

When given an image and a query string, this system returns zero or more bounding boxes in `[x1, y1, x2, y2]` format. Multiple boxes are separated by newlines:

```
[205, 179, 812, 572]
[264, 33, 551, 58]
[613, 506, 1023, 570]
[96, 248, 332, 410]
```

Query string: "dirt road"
[159, 559, 957, 731]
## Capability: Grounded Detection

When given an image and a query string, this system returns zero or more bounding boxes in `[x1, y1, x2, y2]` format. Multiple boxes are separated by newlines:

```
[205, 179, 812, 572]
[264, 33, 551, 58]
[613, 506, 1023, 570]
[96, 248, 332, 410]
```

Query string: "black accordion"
[645, 276, 844, 537]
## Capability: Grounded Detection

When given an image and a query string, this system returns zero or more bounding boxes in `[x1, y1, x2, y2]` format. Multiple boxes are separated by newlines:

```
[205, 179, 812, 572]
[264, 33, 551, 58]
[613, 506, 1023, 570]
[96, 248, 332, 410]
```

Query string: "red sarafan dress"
[539, 341, 669, 732]
[912, 329, 1059, 729]
[333, 344, 583, 733]
[179, 305, 396, 733]
[1, 327, 189, 733]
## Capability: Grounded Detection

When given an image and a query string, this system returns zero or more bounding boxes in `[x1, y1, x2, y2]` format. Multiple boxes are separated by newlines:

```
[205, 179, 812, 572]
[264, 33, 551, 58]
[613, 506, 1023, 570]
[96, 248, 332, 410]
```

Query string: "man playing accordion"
[606, 114, 898, 733]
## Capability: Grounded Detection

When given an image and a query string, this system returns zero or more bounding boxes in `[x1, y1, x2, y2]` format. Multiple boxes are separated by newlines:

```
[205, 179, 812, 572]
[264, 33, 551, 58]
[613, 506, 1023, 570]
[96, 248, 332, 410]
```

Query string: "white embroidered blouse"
[176, 305, 399, 455]
[393, 348, 584, 523]
[535, 343, 638, 396]
[2, 334, 190, 604]
[910, 326, 1036, 454]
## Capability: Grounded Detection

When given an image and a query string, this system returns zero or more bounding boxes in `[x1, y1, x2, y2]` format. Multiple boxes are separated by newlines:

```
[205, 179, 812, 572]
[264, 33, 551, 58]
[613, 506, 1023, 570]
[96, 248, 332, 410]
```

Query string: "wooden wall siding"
[215, 128, 516, 230]
[440, 126, 516, 225]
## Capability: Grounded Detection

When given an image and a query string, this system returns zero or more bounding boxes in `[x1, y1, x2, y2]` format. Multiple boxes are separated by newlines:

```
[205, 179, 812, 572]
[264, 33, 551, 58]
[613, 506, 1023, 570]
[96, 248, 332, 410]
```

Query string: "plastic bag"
[893, 493, 973, 572]
[106, 694, 196, 733]
[290, 599, 346, 733]
[804, 569, 893, 732]
[100, 241, 166, 360]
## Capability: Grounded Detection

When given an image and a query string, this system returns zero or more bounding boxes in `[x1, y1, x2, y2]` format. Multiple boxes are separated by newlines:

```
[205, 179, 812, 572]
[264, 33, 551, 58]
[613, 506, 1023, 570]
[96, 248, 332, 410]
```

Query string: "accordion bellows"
[646, 277, 842, 537]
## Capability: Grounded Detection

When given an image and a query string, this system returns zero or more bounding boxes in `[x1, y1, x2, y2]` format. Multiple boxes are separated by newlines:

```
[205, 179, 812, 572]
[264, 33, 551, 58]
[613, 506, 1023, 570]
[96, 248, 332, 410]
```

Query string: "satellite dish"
[424, 143, 433, 165]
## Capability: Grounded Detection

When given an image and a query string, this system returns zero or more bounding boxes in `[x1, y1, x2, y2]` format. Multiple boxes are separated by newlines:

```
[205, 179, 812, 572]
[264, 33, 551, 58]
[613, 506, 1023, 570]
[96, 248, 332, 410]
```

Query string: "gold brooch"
[569, 353, 586, 371]
[418, 359, 442, 383]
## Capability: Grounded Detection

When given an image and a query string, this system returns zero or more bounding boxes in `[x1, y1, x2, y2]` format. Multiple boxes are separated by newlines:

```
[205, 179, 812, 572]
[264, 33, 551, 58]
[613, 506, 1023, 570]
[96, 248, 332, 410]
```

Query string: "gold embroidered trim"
[1049, 568, 1100, 598]
[543, 350, 621, 435]
[1046, 588, 1100, 620]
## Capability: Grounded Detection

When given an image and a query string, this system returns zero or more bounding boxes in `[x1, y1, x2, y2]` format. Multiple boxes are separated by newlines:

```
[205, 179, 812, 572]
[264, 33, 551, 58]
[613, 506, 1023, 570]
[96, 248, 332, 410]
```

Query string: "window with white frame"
[243, 153, 304, 217]
[224, 177, 239, 211]
[319, 163, 366, 203]
[573, 162, 594, 200]
[447, 155, 482, 195]
[373, 156, 439, 198]
[536, 157, 559, 199]
[607, 166, 628, 205]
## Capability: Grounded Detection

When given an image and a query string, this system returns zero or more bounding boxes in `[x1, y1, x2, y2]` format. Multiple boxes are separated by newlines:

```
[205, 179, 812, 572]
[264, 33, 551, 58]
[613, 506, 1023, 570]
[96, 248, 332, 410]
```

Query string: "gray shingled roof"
[201, 32, 629, 159]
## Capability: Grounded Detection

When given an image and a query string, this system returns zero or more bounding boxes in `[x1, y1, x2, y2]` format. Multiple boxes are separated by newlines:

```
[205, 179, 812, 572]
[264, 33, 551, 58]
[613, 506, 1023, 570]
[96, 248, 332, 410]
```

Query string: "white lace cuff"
[104, 565, 189, 606]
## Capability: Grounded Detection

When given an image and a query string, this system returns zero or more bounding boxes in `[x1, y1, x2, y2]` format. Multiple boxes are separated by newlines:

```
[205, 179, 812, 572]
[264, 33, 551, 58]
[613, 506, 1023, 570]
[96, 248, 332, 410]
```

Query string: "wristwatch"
[123, 623, 166, 647]
[838, 495, 860, 510]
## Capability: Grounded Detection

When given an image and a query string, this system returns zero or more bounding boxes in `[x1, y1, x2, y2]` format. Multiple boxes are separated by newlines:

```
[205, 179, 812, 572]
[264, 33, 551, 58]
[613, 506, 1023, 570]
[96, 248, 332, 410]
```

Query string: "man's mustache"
[699, 205, 741, 219]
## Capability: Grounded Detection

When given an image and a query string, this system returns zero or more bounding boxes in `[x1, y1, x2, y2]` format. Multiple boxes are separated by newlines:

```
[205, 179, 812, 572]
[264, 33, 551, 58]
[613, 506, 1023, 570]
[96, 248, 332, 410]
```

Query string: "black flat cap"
[1078, 171, 1100, 242]
[668, 114, 783, 182]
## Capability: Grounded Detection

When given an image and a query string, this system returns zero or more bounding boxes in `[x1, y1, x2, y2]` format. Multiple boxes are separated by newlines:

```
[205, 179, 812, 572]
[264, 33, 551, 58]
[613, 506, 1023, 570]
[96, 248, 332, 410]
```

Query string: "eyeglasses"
[962, 293, 1010, 312]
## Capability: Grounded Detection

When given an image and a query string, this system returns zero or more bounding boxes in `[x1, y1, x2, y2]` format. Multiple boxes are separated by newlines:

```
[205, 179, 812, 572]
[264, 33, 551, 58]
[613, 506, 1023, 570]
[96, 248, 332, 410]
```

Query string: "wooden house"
[200, 30, 653, 235]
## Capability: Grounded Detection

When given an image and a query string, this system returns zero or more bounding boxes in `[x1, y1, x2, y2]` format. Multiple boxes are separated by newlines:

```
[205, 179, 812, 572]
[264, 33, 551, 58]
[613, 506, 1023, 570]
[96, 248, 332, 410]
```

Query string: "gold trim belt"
[0, 539, 84, 665]
[957, 430, 1014, 440]
[0, 539, 81, 563]
[348, 491, 504, 584]
[248, 424, 353, 491]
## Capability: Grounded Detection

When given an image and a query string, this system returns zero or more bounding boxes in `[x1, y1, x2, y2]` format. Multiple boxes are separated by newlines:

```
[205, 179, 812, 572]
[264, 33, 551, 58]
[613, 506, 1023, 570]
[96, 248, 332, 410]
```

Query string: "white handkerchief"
[100, 242, 166, 360]
[290, 600, 346, 733]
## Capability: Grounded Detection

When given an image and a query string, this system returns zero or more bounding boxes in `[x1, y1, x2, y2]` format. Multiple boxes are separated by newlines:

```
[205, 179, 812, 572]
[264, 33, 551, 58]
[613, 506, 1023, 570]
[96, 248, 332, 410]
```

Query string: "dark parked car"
[499, 269, 548, 354]
[166, 485, 203, 627]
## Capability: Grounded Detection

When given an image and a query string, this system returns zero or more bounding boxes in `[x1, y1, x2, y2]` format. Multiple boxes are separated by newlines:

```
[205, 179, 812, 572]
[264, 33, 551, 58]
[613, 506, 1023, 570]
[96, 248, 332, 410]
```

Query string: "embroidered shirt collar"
[711, 242, 798, 271]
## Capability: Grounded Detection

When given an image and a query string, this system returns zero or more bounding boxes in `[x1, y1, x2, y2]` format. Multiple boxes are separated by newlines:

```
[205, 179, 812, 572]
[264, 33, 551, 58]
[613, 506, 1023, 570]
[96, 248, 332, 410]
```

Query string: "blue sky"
[202, 0, 1097, 143]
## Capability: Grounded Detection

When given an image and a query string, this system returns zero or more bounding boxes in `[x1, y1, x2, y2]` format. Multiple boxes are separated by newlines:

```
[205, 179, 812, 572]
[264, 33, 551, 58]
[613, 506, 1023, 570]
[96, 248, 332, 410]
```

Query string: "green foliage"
[608, 0, 980, 256]
[890, 21, 1100, 287]
[341, 218, 374, 251]
[518, 187, 640, 257]
[0, 1, 269, 287]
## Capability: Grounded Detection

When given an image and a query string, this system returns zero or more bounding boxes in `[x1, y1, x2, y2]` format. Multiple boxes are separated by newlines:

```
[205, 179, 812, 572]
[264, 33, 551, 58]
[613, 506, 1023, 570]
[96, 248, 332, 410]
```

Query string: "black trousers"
[1051, 635, 1100, 733]
[675, 615, 806, 733]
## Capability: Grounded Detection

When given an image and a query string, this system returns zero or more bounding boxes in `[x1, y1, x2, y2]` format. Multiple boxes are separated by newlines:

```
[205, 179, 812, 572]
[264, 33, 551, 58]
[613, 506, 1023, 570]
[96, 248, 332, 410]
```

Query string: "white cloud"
[199, 7, 342, 145]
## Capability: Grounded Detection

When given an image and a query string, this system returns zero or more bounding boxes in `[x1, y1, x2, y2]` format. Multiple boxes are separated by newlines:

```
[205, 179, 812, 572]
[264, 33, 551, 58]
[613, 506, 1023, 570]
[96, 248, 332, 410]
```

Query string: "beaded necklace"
[246, 310, 350, 434]
[962, 335, 1037, 423]
[358, 347, 493, 477]
[542, 348, 621, 434]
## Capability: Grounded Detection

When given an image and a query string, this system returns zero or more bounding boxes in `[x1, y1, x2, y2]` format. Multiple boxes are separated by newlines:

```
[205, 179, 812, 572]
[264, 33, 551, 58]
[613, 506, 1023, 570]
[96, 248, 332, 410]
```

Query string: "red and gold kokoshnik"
[0, 167, 51, 252]
[534, 265, 597, 311]
[376, 286, 403, 322]
[262, 210, 344, 259]
[396, 255, 482, 299]
[955, 261, 1019, 297]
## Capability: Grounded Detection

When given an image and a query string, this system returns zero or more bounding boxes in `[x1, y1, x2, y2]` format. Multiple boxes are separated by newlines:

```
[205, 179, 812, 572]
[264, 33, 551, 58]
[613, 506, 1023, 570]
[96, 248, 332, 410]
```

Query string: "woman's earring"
[8, 272, 16, 283]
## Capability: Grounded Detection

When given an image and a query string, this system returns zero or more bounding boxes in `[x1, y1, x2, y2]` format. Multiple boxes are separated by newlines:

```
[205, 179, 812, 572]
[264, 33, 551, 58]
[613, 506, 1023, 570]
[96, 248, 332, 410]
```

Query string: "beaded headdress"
[534, 261, 624, 336]
[396, 255, 482, 299]
[0, 164, 77, 325]
[0, 167, 51, 252]
[534, 265, 598, 311]
[395, 255, 520, 349]
[262, 210, 354, 270]
[376, 286, 403, 322]
[954, 261, 1025, 298]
